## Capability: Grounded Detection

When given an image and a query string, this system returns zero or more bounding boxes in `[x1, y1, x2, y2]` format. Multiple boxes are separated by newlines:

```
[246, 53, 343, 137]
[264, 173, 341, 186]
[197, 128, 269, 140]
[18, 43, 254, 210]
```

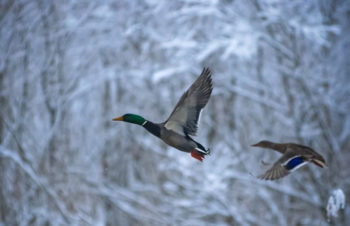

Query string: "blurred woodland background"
[0, 0, 349, 225]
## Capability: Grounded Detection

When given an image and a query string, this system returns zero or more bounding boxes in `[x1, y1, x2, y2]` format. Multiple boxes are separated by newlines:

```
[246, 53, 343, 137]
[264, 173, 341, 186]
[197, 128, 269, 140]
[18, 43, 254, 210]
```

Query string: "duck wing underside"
[164, 68, 212, 136]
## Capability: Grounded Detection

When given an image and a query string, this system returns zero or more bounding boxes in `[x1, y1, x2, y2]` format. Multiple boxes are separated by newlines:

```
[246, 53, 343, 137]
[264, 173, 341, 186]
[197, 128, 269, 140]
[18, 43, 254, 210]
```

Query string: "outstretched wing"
[164, 68, 213, 136]
[258, 161, 290, 180]
[258, 153, 307, 180]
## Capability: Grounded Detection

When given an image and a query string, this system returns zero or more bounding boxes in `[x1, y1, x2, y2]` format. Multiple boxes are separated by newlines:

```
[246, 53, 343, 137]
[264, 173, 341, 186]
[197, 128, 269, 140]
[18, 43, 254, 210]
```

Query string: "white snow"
[327, 189, 346, 220]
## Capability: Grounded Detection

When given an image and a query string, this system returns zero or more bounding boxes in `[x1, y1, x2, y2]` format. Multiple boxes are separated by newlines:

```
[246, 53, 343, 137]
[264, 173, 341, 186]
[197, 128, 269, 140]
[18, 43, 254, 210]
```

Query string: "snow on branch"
[327, 188, 346, 220]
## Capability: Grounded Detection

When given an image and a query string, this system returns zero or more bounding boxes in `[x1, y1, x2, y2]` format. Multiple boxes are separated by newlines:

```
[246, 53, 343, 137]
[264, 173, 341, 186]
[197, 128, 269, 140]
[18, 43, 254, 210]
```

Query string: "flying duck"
[251, 140, 327, 180]
[113, 68, 213, 162]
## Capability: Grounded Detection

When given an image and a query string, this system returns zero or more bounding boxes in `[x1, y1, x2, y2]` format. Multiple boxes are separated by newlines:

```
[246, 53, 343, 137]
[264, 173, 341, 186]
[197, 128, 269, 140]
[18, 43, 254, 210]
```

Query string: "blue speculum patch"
[285, 156, 304, 170]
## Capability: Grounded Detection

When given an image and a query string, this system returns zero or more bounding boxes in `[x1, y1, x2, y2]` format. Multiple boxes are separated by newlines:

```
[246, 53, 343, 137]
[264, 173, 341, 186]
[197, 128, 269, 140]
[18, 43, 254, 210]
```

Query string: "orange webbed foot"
[190, 150, 205, 162]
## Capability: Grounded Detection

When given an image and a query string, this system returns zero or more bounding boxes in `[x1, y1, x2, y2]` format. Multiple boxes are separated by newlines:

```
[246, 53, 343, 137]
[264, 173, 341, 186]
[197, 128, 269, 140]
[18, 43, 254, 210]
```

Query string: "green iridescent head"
[112, 113, 146, 125]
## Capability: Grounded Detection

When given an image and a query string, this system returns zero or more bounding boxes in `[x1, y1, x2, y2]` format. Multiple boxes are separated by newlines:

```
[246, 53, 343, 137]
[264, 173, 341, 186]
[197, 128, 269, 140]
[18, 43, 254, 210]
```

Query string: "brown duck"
[251, 140, 327, 180]
[113, 68, 213, 162]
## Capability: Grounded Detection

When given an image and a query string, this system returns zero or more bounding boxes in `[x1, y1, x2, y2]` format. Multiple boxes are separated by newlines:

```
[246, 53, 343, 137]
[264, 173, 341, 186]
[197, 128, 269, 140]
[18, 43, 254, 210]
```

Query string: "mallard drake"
[251, 140, 327, 180]
[113, 68, 213, 162]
